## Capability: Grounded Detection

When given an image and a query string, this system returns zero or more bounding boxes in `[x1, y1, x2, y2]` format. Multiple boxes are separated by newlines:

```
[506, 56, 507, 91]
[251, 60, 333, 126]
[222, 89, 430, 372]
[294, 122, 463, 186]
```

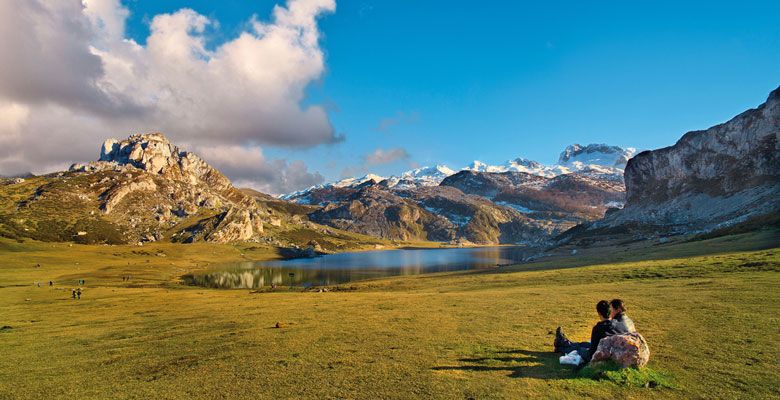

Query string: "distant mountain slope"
[283, 143, 634, 244]
[281, 166, 456, 203]
[442, 170, 624, 219]
[306, 184, 555, 244]
[284, 143, 634, 204]
[308, 186, 455, 242]
[291, 169, 625, 245]
[568, 86, 780, 240]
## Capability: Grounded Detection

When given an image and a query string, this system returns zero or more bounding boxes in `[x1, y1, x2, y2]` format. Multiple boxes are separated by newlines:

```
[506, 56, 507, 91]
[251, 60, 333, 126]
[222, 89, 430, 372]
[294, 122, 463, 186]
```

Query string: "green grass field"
[1, 230, 778, 399]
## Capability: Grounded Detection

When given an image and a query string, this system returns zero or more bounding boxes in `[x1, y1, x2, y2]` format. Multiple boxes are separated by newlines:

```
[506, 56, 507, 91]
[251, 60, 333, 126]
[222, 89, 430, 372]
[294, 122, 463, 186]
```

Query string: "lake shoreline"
[183, 244, 547, 289]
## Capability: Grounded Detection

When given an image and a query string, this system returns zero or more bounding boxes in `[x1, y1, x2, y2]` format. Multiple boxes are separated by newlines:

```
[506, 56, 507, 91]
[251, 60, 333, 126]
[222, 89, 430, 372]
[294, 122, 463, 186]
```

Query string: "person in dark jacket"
[610, 298, 636, 333]
[554, 300, 625, 364]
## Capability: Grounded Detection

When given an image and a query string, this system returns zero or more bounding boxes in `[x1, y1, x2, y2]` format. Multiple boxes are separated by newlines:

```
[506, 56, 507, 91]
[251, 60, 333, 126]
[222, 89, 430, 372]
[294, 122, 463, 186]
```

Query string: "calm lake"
[183, 246, 536, 289]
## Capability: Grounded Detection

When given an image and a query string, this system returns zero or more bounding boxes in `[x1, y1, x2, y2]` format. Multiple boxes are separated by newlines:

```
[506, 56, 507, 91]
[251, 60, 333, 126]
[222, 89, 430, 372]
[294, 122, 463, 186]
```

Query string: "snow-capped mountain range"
[466, 144, 636, 178]
[282, 144, 636, 202]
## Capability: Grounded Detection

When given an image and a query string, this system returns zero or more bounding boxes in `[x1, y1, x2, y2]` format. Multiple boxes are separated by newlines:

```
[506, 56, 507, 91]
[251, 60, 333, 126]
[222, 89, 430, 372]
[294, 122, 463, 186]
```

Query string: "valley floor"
[0, 231, 778, 399]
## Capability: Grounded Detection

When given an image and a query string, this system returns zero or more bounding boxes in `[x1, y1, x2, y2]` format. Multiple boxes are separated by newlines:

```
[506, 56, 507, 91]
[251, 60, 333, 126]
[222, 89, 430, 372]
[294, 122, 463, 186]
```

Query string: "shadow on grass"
[432, 349, 577, 380]
[433, 349, 674, 388]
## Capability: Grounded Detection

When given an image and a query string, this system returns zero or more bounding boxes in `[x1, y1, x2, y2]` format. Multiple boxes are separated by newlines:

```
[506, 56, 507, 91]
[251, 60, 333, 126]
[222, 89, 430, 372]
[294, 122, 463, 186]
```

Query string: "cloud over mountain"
[365, 148, 411, 166]
[195, 145, 324, 195]
[0, 0, 336, 193]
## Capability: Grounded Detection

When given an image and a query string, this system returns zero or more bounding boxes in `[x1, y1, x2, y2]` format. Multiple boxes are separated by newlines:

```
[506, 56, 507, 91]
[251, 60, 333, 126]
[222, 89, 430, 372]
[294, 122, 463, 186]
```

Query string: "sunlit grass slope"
[0, 230, 778, 399]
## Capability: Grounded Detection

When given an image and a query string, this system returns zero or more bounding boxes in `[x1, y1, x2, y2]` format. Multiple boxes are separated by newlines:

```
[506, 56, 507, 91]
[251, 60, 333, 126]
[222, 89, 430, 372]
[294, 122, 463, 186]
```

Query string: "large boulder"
[591, 332, 650, 368]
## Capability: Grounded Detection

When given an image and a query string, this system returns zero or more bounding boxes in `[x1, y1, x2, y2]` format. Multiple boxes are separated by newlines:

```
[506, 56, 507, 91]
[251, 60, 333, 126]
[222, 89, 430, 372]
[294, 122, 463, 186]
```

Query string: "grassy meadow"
[0, 230, 778, 399]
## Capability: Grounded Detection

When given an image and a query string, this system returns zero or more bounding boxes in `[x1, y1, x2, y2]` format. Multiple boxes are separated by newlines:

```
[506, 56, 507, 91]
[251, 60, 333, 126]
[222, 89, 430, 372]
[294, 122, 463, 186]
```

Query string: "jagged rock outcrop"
[2, 133, 272, 244]
[594, 87, 780, 234]
[101, 176, 158, 214]
[75, 133, 232, 191]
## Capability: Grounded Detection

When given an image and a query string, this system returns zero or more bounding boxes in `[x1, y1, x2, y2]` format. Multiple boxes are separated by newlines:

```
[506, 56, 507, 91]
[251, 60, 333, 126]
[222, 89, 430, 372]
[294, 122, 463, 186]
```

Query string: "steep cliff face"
[601, 86, 780, 232]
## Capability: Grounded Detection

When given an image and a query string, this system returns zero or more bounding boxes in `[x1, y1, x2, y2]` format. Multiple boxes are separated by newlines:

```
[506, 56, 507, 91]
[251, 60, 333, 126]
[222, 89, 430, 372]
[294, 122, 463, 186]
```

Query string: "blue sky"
[122, 0, 780, 180]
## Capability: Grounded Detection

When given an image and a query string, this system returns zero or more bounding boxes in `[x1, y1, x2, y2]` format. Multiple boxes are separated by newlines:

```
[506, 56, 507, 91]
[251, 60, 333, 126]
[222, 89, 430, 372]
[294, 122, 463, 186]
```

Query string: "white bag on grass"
[559, 350, 582, 365]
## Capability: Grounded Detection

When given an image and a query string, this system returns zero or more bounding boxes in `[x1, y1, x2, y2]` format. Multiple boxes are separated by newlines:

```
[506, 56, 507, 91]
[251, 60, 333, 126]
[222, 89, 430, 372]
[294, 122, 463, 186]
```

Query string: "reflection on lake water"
[182, 246, 535, 289]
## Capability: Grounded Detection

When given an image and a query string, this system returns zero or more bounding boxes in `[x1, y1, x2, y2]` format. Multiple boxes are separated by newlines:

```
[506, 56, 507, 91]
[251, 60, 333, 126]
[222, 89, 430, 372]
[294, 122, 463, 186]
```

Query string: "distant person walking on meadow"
[76, 288, 81, 300]
[72, 289, 76, 299]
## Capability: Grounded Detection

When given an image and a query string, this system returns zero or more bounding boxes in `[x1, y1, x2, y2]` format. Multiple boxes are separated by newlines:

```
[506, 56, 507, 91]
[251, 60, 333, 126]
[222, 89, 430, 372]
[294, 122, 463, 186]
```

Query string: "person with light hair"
[610, 298, 636, 333]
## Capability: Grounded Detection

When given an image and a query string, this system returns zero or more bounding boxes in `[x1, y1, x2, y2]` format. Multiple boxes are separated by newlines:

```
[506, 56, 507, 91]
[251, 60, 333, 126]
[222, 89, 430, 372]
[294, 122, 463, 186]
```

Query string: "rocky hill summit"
[572, 86, 779, 238]
[64, 133, 265, 243]
[0, 133, 337, 245]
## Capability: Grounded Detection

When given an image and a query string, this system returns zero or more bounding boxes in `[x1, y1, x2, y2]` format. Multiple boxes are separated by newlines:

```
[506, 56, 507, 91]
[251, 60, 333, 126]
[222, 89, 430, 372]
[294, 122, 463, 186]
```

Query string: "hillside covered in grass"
[0, 230, 777, 399]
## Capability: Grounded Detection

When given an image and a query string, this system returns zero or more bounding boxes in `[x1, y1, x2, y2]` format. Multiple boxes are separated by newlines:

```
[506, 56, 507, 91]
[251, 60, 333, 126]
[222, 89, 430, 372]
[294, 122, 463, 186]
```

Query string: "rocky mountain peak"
[508, 158, 545, 169]
[402, 164, 455, 178]
[99, 132, 178, 172]
[74, 132, 231, 190]
[558, 143, 636, 168]
[57, 132, 271, 243]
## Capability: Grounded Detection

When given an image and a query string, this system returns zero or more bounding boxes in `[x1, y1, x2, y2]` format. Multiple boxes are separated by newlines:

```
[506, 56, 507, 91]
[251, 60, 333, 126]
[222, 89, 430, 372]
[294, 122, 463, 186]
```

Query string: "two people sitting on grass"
[554, 298, 636, 367]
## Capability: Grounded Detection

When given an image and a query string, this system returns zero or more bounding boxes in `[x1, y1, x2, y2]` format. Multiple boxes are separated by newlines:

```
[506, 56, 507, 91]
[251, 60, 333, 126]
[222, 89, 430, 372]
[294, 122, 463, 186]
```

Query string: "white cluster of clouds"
[0, 0, 337, 193]
[196, 145, 323, 194]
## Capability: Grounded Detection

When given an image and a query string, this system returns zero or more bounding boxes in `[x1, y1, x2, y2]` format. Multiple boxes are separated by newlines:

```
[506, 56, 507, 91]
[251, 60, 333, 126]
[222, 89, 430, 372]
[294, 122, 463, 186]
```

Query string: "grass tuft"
[578, 361, 674, 388]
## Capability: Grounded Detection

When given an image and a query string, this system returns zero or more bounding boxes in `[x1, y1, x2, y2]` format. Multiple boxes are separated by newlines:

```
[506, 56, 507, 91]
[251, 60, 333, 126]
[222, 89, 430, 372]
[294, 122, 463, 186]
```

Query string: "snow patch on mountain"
[334, 174, 386, 188]
[394, 165, 456, 189]
[280, 168, 453, 202]
[467, 159, 564, 177]
[467, 144, 635, 179]
[558, 144, 637, 169]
